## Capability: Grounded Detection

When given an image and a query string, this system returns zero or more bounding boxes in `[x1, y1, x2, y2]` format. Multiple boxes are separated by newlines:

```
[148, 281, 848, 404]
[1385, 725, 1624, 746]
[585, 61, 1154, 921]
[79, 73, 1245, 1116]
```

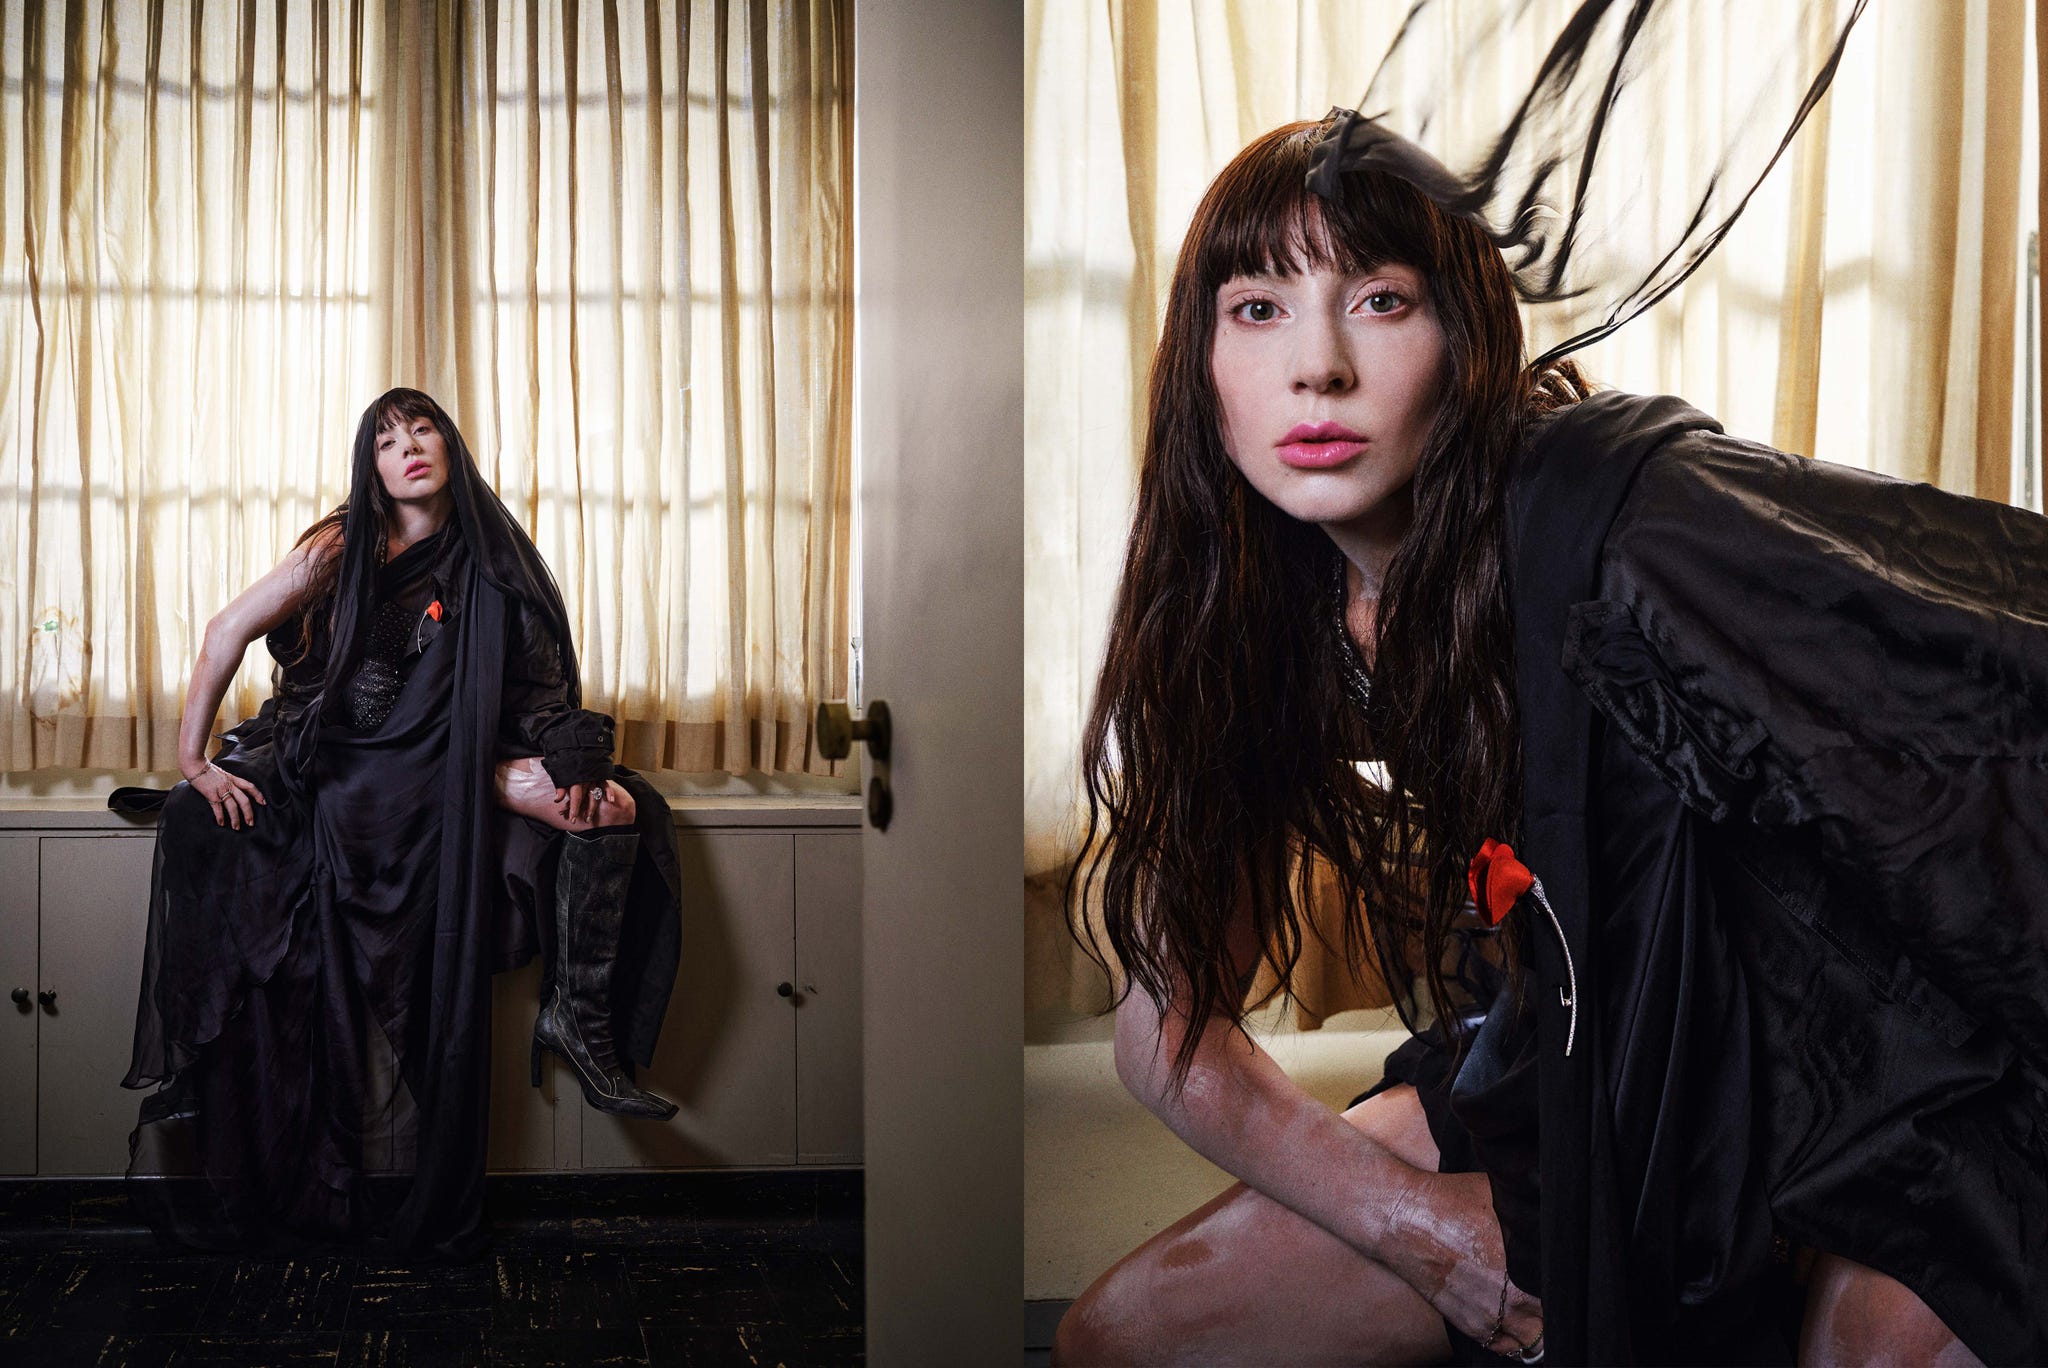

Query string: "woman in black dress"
[122, 388, 684, 1257]
[1053, 121, 2043, 1364]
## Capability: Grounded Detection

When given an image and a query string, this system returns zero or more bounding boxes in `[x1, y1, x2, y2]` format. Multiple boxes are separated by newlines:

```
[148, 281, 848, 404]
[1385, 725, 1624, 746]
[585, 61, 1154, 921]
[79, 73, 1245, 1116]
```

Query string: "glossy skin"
[1059, 1083, 1466, 1366]
[175, 528, 334, 828]
[1068, 257, 1548, 1359]
[1057, 259, 1986, 1365]
[1211, 260, 1443, 591]
[1054, 902, 1539, 1363]
[496, 756, 635, 831]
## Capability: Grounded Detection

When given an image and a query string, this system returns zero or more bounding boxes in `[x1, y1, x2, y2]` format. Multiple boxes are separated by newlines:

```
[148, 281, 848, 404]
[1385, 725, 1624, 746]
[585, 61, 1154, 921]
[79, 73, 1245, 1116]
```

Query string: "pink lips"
[1275, 421, 1369, 469]
[405, 461, 431, 479]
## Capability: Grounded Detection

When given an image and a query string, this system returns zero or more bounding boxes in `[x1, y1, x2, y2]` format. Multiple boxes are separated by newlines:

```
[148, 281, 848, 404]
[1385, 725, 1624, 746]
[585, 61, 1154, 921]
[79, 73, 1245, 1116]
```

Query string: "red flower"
[1467, 838, 1534, 926]
[426, 600, 444, 622]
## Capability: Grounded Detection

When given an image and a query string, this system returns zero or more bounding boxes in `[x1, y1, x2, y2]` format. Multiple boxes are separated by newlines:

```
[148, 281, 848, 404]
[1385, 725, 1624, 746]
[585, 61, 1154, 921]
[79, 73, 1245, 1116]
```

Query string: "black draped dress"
[122, 525, 681, 1256]
[1379, 392, 2048, 1365]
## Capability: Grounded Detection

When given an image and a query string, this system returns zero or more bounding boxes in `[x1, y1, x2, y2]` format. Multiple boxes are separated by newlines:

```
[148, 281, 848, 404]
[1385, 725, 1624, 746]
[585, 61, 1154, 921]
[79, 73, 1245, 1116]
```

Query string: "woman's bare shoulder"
[296, 521, 345, 566]
[213, 523, 343, 641]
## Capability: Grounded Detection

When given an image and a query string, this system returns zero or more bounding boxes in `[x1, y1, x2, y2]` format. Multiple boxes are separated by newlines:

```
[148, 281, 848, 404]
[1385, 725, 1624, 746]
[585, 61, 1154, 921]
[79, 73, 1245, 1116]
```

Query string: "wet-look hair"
[1071, 118, 1588, 1083]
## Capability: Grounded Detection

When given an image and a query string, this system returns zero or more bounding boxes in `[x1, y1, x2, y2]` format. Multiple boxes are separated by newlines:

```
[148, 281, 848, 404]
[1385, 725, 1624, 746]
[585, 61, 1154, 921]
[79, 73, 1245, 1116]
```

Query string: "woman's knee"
[496, 759, 637, 833]
[1800, 1254, 1981, 1368]
[1053, 1267, 1149, 1366]
[1340, 1081, 1439, 1171]
[1052, 1227, 1223, 1366]
[604, 783, 637, 825]
[161, 781, 215, 833]
[554, 780, 636, 833]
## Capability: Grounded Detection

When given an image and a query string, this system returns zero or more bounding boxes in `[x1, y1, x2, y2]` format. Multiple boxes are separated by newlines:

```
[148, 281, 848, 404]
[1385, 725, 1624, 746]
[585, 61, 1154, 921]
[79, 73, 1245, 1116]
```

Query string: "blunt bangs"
[1189, 125, 1450, 295]
[368, 388, 439, 436]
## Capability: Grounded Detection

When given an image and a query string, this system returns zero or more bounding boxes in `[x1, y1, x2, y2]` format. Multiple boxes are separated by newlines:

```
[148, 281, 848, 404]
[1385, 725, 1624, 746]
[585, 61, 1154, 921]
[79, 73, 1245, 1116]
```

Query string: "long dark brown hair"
[1071, 119, 1587, 1082]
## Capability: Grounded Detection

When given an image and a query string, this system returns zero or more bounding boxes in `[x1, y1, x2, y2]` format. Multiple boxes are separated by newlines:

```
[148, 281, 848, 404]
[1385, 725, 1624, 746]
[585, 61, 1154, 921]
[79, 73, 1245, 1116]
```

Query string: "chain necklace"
[1330, 554, 1374, 714]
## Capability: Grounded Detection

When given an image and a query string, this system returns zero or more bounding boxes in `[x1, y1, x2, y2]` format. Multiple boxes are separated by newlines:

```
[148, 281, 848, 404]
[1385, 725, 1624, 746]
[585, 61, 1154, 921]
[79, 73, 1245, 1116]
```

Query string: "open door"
[852, 1, 1025, 1360]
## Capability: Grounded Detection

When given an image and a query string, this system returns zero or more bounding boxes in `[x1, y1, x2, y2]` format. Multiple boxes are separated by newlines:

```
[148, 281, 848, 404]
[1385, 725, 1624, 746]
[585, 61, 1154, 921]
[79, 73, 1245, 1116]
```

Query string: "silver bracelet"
[1480, 1275, 1511, 1352]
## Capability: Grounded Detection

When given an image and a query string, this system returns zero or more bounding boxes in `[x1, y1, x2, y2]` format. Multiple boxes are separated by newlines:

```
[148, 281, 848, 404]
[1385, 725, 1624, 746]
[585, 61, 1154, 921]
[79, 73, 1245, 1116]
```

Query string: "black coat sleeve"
[1567, 429, 2048, 1079]
[500, 597, 617, 789]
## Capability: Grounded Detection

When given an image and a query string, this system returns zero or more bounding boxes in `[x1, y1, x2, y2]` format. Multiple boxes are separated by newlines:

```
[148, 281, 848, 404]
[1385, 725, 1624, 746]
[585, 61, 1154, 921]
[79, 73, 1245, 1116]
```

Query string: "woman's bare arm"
[1112, 914, 1539, 1343]
[176, 529, 338, 823]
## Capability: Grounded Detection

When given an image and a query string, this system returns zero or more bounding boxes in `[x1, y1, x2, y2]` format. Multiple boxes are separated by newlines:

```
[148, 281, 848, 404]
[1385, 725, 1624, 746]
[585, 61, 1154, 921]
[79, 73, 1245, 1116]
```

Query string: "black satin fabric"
[123, 527, 681, 1256]
[1399, 392, 2048, 1364]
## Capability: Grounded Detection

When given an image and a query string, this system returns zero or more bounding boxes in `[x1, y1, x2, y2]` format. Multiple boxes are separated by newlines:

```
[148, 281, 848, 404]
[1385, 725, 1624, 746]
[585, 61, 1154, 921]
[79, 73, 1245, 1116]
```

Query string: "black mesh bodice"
[341, 598, 418, 732]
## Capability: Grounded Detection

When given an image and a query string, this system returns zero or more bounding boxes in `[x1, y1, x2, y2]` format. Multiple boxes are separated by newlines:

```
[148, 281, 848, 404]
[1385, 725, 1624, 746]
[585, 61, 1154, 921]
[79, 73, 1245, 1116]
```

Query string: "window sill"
[0, 796, 862, 832]
[0, 771, 863, 830]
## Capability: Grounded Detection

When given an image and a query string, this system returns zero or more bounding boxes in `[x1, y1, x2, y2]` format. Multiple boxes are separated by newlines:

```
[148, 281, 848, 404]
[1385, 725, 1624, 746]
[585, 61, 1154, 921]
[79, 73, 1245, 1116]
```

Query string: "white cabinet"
[0, 813, 861, 1177]
[584, 830, 799, 1168]
[0, 836, 38, 1173]
[36, 835, 159, 1175]
[0, 834, 163, 1176]
[578, 828, 864, 1169]
[795, 832, 863, 1164]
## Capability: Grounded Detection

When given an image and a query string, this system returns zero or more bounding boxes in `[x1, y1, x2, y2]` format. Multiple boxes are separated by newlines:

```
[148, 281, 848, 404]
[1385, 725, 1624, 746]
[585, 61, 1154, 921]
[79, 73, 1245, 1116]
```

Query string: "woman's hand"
[555, 780, 615, 826]
[183, 759, 267, 830]
[1381, 1169, 1544, 1356]
[495, 758, 632, 830]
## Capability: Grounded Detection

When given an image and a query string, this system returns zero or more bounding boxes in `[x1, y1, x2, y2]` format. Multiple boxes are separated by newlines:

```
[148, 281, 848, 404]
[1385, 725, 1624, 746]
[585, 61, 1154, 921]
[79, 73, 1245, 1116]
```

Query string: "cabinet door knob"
[8, 988, 25, 1008]
[776, 981, 794, 998]
[36, 989, 55, 1010]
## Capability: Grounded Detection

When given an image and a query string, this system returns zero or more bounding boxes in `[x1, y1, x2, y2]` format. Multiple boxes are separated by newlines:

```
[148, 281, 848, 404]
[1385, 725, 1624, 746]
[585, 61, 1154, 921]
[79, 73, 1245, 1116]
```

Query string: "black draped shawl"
[1404, 392, 2048, 1364]
[122, 523, 681, 1257]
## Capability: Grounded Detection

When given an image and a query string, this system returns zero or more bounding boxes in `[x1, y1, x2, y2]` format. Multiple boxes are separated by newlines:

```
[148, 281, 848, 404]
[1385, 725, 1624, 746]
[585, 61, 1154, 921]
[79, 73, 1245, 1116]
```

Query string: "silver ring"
[1514, 1333, 1545, 1363]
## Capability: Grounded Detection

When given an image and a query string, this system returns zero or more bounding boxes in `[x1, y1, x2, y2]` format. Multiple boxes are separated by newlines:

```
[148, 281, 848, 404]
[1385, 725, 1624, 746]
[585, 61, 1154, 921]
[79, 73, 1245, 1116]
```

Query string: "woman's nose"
[1293, 364, 1352, 395]
[1291, 320, 1355, 394]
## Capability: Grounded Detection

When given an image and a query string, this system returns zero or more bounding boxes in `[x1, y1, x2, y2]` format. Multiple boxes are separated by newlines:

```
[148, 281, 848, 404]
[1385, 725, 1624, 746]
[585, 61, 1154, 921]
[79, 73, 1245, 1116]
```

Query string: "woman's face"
[1210, 259, 1445, 551]
[374, 411, 453, 509]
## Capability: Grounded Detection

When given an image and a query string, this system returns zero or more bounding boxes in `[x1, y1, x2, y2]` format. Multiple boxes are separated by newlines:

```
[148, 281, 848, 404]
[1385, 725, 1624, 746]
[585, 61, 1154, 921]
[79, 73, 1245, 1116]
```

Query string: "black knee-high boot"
[529, 829, 679, 1120]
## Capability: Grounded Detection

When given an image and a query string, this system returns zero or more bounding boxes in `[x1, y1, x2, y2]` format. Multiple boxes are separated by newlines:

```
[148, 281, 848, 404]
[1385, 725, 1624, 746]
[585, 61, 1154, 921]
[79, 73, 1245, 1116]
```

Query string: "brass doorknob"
[817, 699, 895, 831]
[815, 700, 891, 763]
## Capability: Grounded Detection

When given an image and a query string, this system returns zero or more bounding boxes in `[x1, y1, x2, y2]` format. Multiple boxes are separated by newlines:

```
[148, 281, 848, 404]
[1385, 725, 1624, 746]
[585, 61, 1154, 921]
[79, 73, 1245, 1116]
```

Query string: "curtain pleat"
[1025, 0, 2028, 1030]
[2038, 0, 2048, 496]
[0, 0, 852, 776]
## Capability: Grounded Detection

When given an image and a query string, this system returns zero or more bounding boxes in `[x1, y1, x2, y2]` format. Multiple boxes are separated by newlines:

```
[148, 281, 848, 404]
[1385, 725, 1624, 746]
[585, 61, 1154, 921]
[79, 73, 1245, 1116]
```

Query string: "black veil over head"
[1311, 0, 1868, 365]
[279, 387, 579, 793]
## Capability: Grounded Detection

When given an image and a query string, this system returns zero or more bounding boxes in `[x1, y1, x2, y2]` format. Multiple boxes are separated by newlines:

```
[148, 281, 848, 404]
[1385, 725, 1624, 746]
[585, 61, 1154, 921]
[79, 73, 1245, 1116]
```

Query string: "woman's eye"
[1362, 291, 1407, 315]
[1235, 298, 1279, 323]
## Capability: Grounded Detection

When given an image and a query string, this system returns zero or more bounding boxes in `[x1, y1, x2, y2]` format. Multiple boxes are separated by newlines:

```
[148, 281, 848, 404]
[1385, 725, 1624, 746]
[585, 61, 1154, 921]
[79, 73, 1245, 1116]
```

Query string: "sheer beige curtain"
[0, 0, 852, 777]
[1025, 0, 2027, 1029]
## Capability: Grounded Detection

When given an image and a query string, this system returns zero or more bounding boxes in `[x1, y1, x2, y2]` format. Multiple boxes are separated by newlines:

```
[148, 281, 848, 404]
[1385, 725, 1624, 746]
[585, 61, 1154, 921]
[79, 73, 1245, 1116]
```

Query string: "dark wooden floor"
[0, 1172, 862, 1367]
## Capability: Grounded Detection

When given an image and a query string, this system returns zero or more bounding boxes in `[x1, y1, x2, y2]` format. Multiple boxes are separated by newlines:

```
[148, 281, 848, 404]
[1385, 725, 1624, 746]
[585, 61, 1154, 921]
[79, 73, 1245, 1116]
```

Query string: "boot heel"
[529, 1036, 544, 1089]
